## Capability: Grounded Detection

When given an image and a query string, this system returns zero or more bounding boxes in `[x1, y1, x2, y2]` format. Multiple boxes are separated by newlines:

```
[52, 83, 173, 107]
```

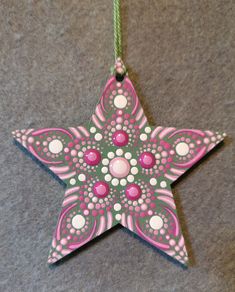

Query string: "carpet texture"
[0, 1, 234, 291]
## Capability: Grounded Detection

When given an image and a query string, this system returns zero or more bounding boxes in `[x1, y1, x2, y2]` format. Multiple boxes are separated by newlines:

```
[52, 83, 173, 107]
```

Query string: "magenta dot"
[112, 130, 129, 147]
[93, 181, 110, 198]
[125, 184, 142, 200]
[84, 149, 101, 166]
[139, 152, 155, 169]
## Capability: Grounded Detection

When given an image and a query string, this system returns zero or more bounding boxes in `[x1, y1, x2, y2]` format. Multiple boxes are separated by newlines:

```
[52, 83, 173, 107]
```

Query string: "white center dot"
[149, 215, 163, 230]
[49, 139, 63, 154]
[175, 142, 189, 156]
[114, 95, 128, 109]
[72, 214, 85, 229]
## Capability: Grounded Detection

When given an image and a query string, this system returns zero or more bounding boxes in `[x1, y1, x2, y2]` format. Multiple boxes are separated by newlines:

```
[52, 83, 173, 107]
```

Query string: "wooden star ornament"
[13, 60, 225, 265]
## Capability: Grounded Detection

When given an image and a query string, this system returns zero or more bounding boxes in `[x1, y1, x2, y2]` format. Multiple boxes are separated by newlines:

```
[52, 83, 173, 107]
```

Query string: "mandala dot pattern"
[13, 59, 225, 265]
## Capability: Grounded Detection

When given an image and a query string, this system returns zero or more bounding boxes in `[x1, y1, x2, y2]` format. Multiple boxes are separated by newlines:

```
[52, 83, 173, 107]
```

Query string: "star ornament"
[13, 60, 225, 265]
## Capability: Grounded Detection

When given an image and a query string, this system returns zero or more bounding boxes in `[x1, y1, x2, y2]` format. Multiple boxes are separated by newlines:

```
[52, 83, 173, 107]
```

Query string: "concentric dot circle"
[84, 149, 101, 166]
[112, 130, 129, 147]
[112, 178, 119, 186]
[149, 215, 163, 230]
[48, 139, 63, 154]
[93, 181, 110, 198]
[139, 152, 156, 169]
[109, 157, 130, 178]
[131, 167, 138, 175]
[71, 214, 86, 229]
[175, 142, 189, 156]
[125, 184, 142, 200]
[104, 174, 112, 182]
[114, 94, 128, 109]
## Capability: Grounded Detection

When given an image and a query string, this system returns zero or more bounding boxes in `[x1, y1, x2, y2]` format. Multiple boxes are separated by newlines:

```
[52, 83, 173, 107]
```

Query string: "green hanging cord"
[113, 0, 122, 60]
[113, 0, 126, 78]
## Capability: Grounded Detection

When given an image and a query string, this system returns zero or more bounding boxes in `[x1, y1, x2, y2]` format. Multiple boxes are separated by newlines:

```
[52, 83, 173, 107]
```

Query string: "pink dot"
[93, 181, 110, 198]
[28, 137, 34, 143]
[139, 152, 155, 169]
[84, 149, 101, 166]
[109, 157, 130, 178]
[71, 150, 77, 156]
[112, 130, 129, 147]
[125, 184, 142, 200]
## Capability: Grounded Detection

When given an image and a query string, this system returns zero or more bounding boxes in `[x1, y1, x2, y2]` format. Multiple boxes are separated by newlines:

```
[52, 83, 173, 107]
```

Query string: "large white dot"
[72, 214, 85, 229]
[49, 139, 63, 154]
[175, 142, 189, 156]
[149, 215, 163, 230]
[114, 95, 127, 109]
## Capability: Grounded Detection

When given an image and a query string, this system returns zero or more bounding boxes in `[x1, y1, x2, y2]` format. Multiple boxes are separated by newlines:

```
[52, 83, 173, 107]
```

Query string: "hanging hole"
[115, 73, 125, 82]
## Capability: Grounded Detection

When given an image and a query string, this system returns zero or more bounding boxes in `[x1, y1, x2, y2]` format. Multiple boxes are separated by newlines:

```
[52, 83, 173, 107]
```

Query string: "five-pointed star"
[13, 68, 225, 265]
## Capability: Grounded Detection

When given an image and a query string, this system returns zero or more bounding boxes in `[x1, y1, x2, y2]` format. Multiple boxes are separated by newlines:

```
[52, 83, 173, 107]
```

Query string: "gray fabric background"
[0, 1, 234, 291]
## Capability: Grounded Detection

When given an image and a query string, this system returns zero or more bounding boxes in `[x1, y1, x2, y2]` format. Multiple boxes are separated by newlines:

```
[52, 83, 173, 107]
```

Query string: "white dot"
[125, 152, 132, 159]
[155, 153, 161, 159]
[115, 214, 122, 221]
[120, 179, 127, 186]
[175, 142, 189, 156]
[127, 175, 134, 182]
[94, 133, 103, 141]
[112, 178, 119, 186]
[108, 152, 115, 159]
[140, 133, 147, 141]
[160, 181, 167, 188]
[131, 167, 138, 175]
[70, 178, 76, 185]
[78, 174, 86, 182]
[90, 127, 96, 133]
[116, 149, 123, 156]
[149, 216, 163, 230]
[72, 215, 85, 229]
[102, 158, 109, 165]
[114, 203, 121, 211]
[150, 178, 157, 186]
[116, 124, 122, 130]
[92, 197, 98, 203]
[101, 167, 108, 174]
[105, 174, 112, 182]
[48, 139, 63, 154]
[114, 95, 127, 109]
[145, 127, 151, 133]
[78, 151, 83, 157]
[138, 198, 143, 204]
[130, 159, 137, 166]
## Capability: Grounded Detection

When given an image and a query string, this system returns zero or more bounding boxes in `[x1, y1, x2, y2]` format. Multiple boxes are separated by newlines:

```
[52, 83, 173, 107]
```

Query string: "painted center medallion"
[109, 157, 130, 178]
